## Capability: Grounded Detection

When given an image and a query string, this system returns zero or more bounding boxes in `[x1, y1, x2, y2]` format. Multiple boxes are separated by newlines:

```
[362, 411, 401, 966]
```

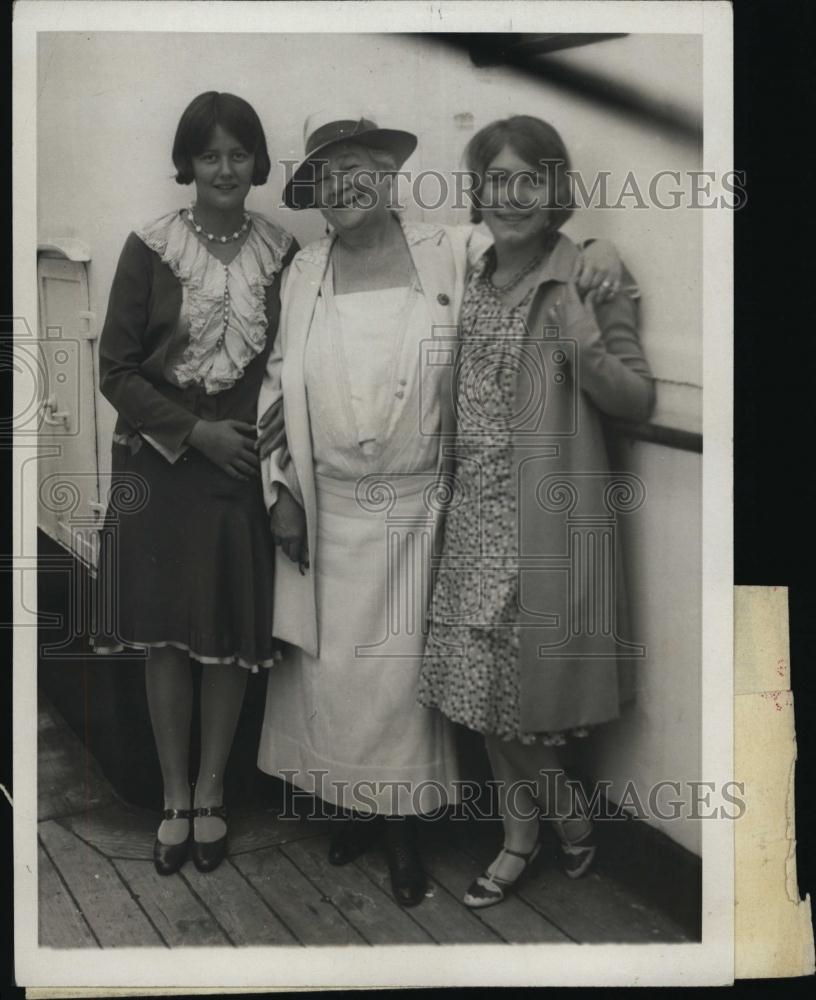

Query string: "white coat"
[257, 218, 488, 658]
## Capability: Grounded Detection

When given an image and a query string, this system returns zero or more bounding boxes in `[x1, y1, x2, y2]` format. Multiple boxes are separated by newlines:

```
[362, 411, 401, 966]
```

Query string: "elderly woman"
[256, 110, 625, 907]
[418, 115, 654, 908]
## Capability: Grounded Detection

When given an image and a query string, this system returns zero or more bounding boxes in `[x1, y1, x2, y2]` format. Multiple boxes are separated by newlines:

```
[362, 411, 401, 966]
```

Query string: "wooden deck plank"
[229, 810, 331, 855]
[281, 836, 432, 945]
[233, 846, 362, 946]
[516, 864, 690, 943]
[60, 803, 327, 862]
[36, 695, 691, 948]
[38, 697, 116, 821]
[181, 859, 298, 947]
[452, 822, 689, 943]
[38, 843, 99, 949]
[112, 858, 232, 947]
[38, 820, 164, 947]
[421, 837, 571, 944]
[354, 847, 500, 944]
[60, 802, 156, 860]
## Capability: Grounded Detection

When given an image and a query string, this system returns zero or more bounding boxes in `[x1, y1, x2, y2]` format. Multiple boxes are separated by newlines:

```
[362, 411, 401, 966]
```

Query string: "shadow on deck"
[38, 694, 691, 948]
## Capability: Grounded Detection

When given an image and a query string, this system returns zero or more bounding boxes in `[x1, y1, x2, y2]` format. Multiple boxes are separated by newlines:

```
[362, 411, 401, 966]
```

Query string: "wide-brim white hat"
[283, 109, 417, 210]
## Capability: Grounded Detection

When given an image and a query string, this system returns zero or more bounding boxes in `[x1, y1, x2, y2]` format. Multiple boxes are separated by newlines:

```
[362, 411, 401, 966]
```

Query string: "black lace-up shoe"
[328, 815, 383, 865]
[384, 818, 426, 907]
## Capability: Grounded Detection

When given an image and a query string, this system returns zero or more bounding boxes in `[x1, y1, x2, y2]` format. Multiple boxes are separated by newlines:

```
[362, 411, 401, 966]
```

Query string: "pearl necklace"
[183, 206, 247, 353]
[186, 204, 251, 243]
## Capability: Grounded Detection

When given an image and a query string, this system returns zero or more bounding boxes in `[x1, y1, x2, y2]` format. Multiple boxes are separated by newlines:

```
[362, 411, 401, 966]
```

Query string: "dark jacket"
[99, 224, 298, 453]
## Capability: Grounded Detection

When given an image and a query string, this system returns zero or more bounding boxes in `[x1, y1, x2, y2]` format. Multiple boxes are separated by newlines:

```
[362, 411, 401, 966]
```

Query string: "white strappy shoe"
[463, 842, 542, 909]
[555, 819, 597, 879]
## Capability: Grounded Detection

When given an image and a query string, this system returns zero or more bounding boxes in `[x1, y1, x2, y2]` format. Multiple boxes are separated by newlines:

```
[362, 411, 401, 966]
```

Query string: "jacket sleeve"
[574, 265, 655, 423]
[98, 232, 199, 453]
[257, 260, 304, 510]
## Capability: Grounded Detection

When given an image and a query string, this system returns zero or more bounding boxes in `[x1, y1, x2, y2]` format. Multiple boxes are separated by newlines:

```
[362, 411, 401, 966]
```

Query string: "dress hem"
[416, 692, 592, 746]
[257, 734, 460, 815]
[91, 638, 280, 673]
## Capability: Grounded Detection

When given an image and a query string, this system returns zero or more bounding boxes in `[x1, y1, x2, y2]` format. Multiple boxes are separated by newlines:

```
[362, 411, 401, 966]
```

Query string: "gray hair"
[329, 140, 399, 174]
[360, 145, 399, 173]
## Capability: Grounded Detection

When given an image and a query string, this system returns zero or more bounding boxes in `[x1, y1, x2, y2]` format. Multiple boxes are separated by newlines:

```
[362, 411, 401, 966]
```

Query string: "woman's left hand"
[270, 486, 309, 573]
[573, 239, 622, 302]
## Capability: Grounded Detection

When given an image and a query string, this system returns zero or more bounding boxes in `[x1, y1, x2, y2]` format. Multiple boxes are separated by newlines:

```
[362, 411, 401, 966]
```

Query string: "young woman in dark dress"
[93, 92, 298, 875]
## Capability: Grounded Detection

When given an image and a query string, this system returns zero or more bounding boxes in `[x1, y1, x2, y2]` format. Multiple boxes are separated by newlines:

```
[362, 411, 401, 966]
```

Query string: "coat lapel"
[275, 246, 329, 658]
[401, 221, 464, 475]
[281, 245, 327, 518]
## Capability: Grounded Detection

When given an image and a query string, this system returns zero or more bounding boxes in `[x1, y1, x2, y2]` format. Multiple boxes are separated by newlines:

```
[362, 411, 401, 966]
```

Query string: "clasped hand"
[188, 419, 260, 481]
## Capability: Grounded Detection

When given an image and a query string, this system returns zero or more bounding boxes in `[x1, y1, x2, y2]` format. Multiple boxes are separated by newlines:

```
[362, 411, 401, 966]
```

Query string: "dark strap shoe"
[328, 815, 383, 866]
[384, 819, 426, 908]
[153, 807, 191, 876]
[191, 805, 228, 874]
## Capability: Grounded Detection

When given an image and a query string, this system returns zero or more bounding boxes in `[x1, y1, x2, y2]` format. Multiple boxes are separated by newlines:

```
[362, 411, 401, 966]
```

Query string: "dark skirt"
[92, 439, 277, 670]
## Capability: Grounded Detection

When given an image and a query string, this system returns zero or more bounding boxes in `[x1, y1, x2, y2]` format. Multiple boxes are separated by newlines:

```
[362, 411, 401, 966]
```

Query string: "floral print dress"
[418, 250, 589, 746]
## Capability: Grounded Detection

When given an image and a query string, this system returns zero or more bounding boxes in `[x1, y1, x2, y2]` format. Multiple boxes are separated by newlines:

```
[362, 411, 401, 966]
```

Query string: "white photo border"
[13, 0, 733, 988]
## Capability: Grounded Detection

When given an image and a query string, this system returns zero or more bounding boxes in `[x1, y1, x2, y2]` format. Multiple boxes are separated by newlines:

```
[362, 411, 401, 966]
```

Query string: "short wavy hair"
[172, 92, 271, 186]
[464, 115, 574, 229]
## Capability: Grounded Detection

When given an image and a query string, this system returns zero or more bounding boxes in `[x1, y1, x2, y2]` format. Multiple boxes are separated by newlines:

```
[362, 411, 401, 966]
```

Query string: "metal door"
[36, 254, 101, 567]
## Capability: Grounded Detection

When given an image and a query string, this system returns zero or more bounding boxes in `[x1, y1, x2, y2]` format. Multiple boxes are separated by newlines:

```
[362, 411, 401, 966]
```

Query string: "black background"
[733, 0, 816, 931]
[2, 0, 815, 993]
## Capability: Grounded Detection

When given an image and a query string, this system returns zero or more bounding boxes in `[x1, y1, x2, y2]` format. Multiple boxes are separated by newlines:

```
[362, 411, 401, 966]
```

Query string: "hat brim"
[283, 128, 418, 210]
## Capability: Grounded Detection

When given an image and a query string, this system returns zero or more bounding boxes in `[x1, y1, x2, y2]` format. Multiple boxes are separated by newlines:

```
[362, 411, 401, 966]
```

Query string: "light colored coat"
[508, 235, 655, 731]
[257, 218, 488, 658]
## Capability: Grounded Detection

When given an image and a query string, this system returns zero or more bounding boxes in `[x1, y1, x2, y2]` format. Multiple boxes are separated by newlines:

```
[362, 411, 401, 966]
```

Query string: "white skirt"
[258, 472, 460, 815]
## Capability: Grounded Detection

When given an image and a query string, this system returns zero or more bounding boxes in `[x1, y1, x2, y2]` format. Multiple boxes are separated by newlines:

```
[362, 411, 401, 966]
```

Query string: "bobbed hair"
[464, 115, 574, 229]
[172, 92, 271, 186]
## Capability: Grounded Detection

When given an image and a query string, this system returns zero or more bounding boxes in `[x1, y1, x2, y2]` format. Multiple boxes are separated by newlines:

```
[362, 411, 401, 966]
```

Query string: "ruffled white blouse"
[135, 209, 293, 395]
